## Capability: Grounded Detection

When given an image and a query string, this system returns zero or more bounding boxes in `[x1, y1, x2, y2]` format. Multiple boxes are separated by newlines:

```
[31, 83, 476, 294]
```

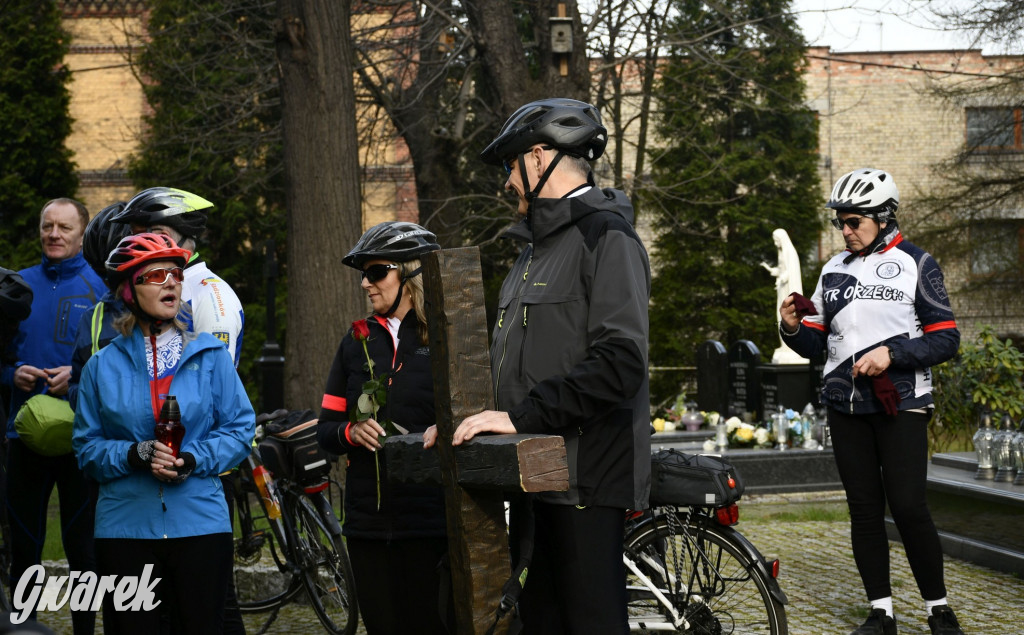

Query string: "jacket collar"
[503, 186, 636, 244]
[41, 252, 88, 281]
[111, 326, 205, 371]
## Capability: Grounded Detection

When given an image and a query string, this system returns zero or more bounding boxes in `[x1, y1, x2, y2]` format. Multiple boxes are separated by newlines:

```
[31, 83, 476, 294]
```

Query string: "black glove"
[167, 452, 196, 485]
[127, 440, 156, 469]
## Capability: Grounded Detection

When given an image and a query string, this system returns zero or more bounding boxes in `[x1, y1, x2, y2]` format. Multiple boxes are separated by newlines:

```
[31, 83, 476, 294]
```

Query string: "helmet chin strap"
[379, 266, 423, 318]
[520, 150, 566, 215]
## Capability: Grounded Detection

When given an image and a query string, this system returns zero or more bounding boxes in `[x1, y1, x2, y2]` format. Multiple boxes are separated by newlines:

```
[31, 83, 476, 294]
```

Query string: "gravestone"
[758, 363, 812, 416]
[728, 340, 762, 420]
[696, 340, 728, 414]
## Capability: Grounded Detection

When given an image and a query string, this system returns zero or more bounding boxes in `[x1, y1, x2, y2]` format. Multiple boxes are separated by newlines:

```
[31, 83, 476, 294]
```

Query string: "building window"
[966, 107, 1023, 151]
[970, 220, 1024, 278]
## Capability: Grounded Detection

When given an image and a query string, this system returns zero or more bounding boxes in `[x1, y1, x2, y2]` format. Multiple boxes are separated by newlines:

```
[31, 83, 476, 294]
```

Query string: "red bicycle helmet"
[105, 233, 192, 288]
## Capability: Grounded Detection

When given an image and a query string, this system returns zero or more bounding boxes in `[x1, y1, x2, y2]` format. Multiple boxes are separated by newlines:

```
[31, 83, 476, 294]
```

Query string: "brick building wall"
[62, 1, 146, 214]
[61, 1, 414, 232]
[804, 47, 1024, 341]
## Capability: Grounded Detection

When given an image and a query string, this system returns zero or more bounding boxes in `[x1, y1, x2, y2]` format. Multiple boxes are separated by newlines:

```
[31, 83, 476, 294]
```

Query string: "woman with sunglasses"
[317, 221, 449, 635]
[779, 169, 965, 635]
[73, 233, 254, 634]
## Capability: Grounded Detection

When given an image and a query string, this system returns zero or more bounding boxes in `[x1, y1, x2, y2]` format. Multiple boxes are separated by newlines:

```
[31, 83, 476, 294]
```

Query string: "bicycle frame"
[624, 550, 688, 631]
[625, 504, 788, 634]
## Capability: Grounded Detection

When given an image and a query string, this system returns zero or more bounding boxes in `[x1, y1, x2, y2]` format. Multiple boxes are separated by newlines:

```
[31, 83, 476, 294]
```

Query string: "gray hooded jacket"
[492, 186, 651, 510]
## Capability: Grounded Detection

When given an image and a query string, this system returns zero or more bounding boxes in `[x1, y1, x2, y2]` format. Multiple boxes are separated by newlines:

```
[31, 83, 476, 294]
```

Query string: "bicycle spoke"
[625, 512, 786, 634]
[293, 496, 358, 635]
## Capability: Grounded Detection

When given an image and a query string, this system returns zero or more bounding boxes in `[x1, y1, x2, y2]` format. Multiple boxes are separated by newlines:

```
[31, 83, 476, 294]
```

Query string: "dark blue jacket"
[2, 253, 104, 433]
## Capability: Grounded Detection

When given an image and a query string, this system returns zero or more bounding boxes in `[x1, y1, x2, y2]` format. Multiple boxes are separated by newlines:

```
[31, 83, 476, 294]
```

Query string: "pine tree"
[128, 0, 285, 397]
[644, 0, 821, 384]
[0, 1, 78, 268]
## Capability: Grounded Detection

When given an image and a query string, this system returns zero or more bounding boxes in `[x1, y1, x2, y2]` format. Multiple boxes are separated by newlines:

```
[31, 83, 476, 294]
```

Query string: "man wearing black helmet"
[430, 98, 651, 633]
[779, 169, 965, 635]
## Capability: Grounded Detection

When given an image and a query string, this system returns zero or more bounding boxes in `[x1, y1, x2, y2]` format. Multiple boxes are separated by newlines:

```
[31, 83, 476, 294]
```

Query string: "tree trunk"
[276, 0, 365, 412]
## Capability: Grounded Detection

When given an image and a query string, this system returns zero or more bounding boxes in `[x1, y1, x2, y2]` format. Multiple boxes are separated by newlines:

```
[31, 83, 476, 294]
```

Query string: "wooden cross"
[384, 247, 569, 635]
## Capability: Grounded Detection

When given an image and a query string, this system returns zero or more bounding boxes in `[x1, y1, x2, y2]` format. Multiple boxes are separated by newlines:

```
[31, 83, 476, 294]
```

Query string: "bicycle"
[623, 453, 789, 633]
[231, 409, 358, 635]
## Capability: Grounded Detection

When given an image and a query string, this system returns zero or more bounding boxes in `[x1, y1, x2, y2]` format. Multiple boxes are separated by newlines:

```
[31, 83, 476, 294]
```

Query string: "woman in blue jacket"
[73, 233, 254, 635]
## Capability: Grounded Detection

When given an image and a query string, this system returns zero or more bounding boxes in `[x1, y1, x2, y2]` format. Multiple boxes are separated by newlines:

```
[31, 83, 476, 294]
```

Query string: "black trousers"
[6, 438, 95, 635]
[346, 535, 450, 635]
[511, 502, 627, 635]
[829, 408, 946, 602]
[94, 533, 232, 635]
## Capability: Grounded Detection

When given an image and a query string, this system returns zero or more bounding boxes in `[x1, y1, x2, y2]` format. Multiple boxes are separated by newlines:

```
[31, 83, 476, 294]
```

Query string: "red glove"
[788, 292, 818, 318]
[872, 371, 901, 416]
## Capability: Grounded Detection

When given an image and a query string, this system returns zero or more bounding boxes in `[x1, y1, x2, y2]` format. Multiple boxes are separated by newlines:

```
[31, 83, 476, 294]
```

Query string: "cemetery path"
[27, 491, 1017, 634]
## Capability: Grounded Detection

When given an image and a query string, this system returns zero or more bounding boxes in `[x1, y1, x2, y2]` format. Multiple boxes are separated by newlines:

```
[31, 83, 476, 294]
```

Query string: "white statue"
[761, 228, 805, 364]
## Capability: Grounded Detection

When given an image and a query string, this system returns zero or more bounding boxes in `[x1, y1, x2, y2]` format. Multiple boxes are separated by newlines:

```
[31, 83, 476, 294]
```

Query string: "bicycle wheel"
[233, 484, 303, 612]
[624, 511, 787, 634]
[292, 494, 358, 635]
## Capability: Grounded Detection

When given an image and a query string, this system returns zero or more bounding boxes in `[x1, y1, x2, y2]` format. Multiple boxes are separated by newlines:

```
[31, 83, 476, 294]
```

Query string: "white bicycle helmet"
[826, 168, 899, 222]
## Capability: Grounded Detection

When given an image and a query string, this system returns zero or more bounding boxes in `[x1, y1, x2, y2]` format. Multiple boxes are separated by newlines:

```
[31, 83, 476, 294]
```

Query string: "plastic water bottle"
[154, 395, 185, 458]
[252, 465, 282, 520]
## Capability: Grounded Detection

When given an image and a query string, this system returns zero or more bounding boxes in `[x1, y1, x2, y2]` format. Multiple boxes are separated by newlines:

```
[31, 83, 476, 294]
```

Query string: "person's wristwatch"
[886, 345, 895, 363]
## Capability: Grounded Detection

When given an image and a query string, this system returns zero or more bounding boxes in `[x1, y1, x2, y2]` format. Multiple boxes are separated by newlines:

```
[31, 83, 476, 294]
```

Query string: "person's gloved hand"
[127, 440, 156, 469]
[788, 292, 818, 318]
[167, 452, 196, 485]
[872, 371, 901, 416]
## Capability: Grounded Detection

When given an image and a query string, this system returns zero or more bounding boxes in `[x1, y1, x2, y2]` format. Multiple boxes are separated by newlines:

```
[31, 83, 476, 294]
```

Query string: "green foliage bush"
[931, 326, 1024, 454]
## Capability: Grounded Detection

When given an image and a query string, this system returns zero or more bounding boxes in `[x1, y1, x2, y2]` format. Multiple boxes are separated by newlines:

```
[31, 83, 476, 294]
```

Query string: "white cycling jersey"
[181, 259, 244, 366]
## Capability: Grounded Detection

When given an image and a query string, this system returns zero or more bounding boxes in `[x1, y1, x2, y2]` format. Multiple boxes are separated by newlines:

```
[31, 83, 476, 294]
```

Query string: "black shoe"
[851, 608, 898, 635]
[928, 606, 965, 635]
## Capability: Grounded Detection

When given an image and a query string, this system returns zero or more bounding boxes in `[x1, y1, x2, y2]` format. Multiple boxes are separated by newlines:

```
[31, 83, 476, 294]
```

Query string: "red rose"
[351, 319, 370, 341]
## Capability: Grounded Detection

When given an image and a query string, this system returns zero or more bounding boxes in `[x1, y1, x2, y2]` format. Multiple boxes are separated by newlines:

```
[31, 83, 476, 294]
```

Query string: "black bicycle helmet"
[479, 98, 607, 166]
[110, 187, 214, 239]
[826, 168, 899, 222]
[342, 222, 440, 270]
[0, 267, 33, 323]
[83, 202, 131, 283]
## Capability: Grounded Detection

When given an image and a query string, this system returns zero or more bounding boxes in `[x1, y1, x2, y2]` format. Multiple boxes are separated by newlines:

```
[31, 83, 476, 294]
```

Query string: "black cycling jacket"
[318, 312, 446, 539]
[493, 186, 652, 510]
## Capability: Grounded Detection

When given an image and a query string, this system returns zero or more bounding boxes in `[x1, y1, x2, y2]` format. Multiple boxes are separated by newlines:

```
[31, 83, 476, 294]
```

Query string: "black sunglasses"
[831, 216, 865, 231]
[361, 263, 399, 283]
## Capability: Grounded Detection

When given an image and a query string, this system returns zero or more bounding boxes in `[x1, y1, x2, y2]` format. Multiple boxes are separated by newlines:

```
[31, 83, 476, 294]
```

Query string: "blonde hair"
[399, 259, 429, 345]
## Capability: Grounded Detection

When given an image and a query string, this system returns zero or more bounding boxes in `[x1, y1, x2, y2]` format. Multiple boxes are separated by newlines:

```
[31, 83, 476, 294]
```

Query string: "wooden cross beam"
[384, 247, 568, 635]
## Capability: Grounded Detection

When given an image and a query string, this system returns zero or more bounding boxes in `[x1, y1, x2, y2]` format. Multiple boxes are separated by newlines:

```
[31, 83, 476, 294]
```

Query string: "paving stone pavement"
[23, 491, 1021, 633]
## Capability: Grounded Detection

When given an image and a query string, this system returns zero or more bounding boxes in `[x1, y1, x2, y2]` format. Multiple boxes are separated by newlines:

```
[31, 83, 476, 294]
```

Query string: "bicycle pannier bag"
[649, 449, 744, 507]
[259, 409, 331, 485]
[14, 394, 74, 456]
